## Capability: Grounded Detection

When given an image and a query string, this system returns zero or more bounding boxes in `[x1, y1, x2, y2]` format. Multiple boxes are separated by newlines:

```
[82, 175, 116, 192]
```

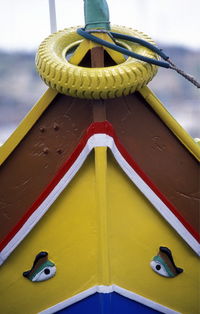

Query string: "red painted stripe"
[111, 129, 200, 243]
[0, 121, 199, 252]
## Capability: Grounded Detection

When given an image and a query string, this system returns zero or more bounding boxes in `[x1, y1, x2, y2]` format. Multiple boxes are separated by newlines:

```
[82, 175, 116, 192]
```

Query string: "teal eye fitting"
[150, 247, 183, 278]
[23, 252, 56, 282]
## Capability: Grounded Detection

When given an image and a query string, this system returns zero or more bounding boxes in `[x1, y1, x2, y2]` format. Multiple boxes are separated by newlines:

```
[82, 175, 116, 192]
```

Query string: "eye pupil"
[44, 268, 50, 275]
[156, 264, 161, 270]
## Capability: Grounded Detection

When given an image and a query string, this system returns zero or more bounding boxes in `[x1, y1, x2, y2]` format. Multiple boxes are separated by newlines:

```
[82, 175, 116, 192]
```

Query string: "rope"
[77, 28, 200, 89]
[168, 59, 200, 88]
[77, 28, 170, 68]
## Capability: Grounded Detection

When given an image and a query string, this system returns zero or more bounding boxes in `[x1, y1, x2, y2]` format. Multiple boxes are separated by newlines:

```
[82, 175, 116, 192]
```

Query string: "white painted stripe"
[107, 136, 200, 256]
[0, 255, 4, 265]
[40, 286, 97, 314]
[0, 143, 91, 264]
[49, 0, 57, 33]
[39, 285, 180, 314]
[113, 285, 180, 314]
[0, 133, 199, 265]
[90, 134, 199, 255]
[96, 285, 114, 293]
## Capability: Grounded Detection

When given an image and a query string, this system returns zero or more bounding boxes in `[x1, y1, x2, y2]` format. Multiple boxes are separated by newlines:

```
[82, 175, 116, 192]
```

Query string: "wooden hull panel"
[0, 150, 199, 314]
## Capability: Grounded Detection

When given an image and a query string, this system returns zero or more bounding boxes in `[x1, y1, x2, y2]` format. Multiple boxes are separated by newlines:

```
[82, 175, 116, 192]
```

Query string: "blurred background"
[0, 0, 199, 144]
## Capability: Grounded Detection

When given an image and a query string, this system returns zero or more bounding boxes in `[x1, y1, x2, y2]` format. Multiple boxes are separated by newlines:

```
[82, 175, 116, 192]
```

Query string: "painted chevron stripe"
[0, 121, 199, 264]
[39, 284, 180, 314]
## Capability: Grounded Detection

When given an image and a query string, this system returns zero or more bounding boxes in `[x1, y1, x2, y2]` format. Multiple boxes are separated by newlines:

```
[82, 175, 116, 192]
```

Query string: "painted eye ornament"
[23, 252, 56, 282]
[150, 247, 183, 278]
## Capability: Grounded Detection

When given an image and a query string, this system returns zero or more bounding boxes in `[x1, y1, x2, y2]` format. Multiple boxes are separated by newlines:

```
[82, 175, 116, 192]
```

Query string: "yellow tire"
[36, 25, 159, 99]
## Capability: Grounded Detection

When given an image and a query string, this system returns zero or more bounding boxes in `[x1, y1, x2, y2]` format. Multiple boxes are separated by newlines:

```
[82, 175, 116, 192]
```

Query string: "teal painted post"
[83, 0, 110, 30]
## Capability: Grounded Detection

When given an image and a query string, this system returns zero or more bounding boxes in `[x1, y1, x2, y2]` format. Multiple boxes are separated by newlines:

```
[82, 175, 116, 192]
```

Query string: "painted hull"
[0, 89, 199, 314]
[0, 150, 199, 313]
[56, 292, 161, 314]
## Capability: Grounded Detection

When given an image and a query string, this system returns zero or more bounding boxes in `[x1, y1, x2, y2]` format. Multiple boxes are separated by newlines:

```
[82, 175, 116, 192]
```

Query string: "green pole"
[84, 0, 110, 30]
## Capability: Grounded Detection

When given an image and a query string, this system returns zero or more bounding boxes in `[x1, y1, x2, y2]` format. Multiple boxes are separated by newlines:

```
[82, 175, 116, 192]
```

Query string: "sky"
[0, 0, 200, 51]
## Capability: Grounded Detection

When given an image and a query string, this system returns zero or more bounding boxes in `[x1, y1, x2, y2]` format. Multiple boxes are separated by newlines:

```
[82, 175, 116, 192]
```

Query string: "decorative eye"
[150, 257, 172, 277]
[150, 247, 183, 278]
[23, 252, 56, 282]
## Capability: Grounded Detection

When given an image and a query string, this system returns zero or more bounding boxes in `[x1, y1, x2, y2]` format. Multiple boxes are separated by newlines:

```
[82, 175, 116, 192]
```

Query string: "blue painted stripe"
[56, 292, 162, 314]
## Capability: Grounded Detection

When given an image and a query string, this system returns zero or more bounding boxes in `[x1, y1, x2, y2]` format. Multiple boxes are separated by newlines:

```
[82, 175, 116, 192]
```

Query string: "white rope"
[49, 0, 57, 33]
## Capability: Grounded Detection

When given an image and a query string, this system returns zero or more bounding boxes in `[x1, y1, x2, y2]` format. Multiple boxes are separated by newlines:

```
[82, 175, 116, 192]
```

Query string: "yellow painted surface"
[107, 151, 199, 314]
[0, 153, 99, 314]
[95, 147, 110, 285]
[0, 88, 57, 166]
[140, 86, 200, 161]
[36, 26, 157, 99]
[0, 149, 199, 314]
[69, 33, 126, 66]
